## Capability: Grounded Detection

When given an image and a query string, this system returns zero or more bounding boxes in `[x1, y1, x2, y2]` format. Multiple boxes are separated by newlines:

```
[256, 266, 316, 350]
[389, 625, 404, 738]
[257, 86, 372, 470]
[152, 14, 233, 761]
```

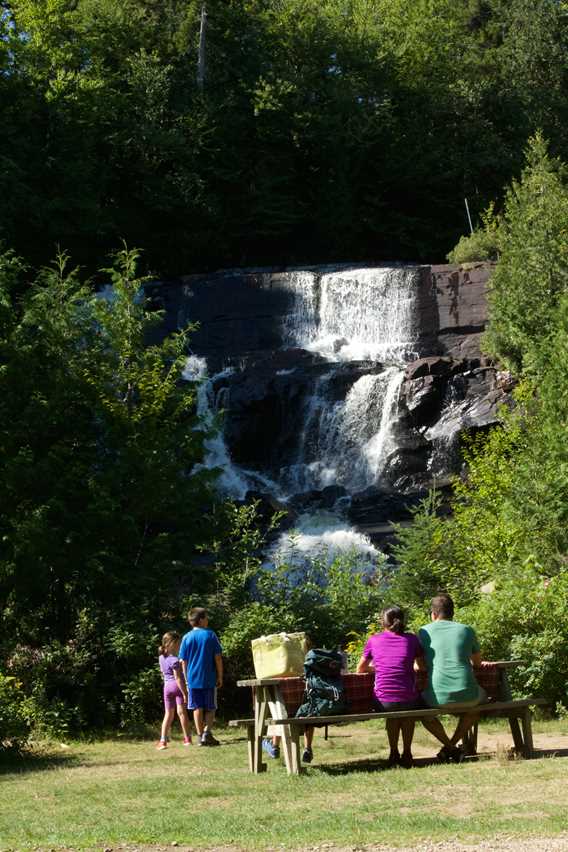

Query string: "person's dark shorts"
[373, 695, 428, 712]
[188, 687, 217, 711]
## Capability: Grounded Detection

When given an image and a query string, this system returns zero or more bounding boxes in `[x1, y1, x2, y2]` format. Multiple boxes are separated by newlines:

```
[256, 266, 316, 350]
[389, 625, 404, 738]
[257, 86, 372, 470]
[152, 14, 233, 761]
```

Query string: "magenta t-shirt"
[363, 631, 423, 703]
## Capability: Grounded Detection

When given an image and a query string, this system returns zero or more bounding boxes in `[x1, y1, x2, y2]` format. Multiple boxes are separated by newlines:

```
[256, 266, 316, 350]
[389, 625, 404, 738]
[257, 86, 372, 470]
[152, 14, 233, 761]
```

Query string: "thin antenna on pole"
[464, 197, 474, 235]
[197, 5, 207, 91]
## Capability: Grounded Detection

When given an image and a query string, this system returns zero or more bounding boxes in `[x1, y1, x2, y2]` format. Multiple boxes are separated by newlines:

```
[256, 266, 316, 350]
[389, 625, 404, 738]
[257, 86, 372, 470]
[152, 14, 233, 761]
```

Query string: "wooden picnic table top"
[237, 661, 524, 689]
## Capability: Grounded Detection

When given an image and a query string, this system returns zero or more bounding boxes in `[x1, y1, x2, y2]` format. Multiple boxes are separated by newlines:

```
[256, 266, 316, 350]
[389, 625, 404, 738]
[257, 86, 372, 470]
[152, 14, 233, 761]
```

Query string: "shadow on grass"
[0, 746, 83, 777]
[535, 748, 568, 759]
[315, 755, 442, 775]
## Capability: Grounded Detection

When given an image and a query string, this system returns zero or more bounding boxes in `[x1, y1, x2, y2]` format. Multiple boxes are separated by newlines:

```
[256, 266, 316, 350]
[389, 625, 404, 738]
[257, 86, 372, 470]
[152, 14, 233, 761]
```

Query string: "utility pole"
[197, 4, 207, 91]
[464, 197, 474, 235]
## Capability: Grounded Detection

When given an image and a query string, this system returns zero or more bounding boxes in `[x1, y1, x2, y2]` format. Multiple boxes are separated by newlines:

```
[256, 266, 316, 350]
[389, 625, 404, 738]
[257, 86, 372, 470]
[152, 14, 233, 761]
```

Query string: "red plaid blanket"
[275, 661, 502, 715]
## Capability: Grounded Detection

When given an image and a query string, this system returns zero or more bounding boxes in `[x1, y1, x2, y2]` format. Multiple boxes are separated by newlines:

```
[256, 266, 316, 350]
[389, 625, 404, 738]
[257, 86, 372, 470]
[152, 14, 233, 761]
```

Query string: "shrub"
[459, 564, 568, 707]
[447, 203, 501, 263]
[0, 672, 30, 749]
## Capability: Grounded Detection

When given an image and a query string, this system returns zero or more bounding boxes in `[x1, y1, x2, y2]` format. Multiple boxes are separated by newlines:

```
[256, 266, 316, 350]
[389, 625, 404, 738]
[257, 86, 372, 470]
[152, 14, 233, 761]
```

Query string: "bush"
[221, 551, 386, 682]
[459, 564, 568, 708]
[0, 672, 30, 749]
[447, 203, 501, 263]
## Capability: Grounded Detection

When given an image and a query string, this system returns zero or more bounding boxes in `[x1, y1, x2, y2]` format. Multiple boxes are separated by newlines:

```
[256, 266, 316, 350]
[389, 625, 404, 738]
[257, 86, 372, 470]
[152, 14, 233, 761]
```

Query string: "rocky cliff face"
[148, 262, 507, 544]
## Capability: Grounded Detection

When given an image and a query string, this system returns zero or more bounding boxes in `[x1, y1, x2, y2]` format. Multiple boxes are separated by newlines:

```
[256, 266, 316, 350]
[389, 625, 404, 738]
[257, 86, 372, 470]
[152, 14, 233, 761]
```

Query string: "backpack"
[295, 648, 347, 718]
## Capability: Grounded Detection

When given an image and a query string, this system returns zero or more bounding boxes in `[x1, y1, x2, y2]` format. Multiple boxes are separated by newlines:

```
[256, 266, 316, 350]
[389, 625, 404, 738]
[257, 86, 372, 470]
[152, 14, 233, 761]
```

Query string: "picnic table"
[233, 662, 546, 775]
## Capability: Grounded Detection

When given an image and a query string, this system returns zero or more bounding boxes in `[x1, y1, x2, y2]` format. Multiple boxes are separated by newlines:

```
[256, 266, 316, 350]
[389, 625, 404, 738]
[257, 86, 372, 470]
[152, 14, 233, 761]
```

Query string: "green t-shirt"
[418, 620, 480, 707]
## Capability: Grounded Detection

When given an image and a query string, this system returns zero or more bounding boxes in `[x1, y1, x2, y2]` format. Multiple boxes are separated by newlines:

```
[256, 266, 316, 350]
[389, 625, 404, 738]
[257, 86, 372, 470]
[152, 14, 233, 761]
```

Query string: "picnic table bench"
[232, 662, 546, 775]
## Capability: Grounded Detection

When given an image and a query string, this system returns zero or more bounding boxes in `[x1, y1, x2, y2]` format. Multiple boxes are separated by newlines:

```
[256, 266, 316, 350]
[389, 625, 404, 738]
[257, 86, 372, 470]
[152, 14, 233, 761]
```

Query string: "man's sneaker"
[302, 747, 313, 764]
[437, 745, 464, 764]
[156, 740, 168, 750]
[201, 730, 220, 746]
[262, 738, 280, 759]
[183, 736, 192, 746]
[448, 746, 464, 763]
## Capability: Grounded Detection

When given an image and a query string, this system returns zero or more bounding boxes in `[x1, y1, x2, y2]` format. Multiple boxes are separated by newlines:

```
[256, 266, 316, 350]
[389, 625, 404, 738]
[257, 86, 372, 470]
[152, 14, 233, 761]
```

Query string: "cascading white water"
[281, 366, 405, 493]
[268, 510, 383, 572]
[183, 355, 264, 499]
[282, 266, 420, 362]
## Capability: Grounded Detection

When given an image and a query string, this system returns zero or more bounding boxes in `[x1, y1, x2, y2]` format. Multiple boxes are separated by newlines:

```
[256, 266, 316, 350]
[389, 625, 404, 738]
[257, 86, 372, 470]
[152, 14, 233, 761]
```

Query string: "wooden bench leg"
[509, 714, 525, 755]
[462, 720, 479, 755]
[289, 725, 304, 776]
[246, 724, 255, 772]
[253, 688, 269, 774]
[520, 707, 534, 759]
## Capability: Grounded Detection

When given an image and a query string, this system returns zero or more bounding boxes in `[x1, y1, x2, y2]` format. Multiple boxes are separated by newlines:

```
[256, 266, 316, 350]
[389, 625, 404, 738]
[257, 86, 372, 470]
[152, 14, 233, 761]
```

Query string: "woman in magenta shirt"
[356, 605, 424, 767]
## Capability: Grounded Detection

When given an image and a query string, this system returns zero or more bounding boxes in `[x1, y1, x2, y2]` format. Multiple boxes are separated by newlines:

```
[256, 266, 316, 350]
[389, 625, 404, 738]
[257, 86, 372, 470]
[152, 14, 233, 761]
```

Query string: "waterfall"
[183, 356, 277, 499]
[183, 265, 423, 569]
[280, 366, 405, 493]
[282, 266, 420, 362]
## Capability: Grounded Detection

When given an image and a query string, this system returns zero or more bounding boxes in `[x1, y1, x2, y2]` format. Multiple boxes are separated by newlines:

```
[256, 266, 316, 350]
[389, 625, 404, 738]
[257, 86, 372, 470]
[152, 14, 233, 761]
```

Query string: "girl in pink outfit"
[157, 631, 193, 749]
[356, 606, 424, 767]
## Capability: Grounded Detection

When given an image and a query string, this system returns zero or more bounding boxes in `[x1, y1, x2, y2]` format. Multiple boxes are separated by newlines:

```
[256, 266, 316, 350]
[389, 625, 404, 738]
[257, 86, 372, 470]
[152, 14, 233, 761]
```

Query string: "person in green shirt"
[417, 593, 487, 762]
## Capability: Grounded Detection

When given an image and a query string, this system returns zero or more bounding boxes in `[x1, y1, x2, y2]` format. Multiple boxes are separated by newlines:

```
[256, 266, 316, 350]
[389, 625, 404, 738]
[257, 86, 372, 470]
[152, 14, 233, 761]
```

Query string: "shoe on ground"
[386, 750, 400, 768]
[202, 730, 220, 746]
[183, 736, 192, 746]
[437, 745, 463, 764]
[156, 740, 168, 750]
[262, 738, 280, 759]
[302, 747, 313, 764]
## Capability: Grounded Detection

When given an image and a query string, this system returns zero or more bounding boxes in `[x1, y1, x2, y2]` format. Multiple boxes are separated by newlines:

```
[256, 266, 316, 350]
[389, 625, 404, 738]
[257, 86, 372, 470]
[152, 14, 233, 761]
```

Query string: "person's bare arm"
[215, 653, 223, 688]
[471, 651, 482, 667]
[174, 666, 188, 702]
[356, 654, 372, 674]
[181, 659, 188, 684]
[414, 656, 426, 671]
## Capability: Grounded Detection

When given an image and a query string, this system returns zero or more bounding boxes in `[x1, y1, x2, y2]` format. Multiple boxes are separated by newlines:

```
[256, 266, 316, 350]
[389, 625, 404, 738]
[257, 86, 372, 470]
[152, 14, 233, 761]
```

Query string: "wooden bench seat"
[269, 697, 547, 763]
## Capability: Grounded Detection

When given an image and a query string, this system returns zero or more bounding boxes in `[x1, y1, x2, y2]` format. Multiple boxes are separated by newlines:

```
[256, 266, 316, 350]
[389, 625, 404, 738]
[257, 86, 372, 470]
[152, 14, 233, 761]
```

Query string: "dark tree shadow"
[0, 747, 82, 777]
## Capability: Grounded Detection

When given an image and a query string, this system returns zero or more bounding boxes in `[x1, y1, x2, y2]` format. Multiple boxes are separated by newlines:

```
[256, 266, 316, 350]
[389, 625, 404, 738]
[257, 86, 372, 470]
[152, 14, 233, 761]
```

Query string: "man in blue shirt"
[179, 607, 223, 746]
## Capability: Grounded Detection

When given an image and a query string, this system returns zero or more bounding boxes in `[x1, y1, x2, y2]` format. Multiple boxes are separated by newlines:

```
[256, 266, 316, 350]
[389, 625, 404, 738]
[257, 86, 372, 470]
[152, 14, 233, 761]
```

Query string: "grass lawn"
[1, 718, 568, 851]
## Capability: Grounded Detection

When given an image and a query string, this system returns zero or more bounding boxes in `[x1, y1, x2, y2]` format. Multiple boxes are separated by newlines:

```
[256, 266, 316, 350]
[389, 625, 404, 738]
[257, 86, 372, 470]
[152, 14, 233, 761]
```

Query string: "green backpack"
[295, 648, 347, 718]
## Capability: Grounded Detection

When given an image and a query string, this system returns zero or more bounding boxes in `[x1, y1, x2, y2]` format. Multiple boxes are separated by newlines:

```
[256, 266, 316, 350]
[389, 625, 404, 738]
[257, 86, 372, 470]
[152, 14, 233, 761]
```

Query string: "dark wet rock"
[404, 356, 457, 381]
[214, 355, 384, 471]
[289, 485, 348, 512]
[243, 490, 297, 531]
[347, 486, 427, 527]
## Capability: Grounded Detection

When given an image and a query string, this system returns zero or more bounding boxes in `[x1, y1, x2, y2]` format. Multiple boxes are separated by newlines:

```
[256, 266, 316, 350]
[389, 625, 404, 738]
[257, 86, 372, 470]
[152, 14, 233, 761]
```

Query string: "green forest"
[1, 0, 568, 746]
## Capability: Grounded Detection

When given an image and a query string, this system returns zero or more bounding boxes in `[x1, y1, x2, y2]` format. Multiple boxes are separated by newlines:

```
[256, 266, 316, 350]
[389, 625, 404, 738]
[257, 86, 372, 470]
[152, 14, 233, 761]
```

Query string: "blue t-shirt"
[178, 628, 222, 689]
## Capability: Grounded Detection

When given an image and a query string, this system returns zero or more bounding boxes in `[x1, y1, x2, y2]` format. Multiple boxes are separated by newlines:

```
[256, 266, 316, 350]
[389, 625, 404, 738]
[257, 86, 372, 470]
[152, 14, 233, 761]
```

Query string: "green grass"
[1, 718, 568, 850]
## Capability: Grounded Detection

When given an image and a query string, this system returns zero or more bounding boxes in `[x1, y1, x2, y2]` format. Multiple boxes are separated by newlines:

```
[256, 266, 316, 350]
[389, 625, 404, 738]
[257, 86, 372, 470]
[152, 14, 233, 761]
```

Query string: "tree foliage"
[394, 138, 568, 708]
[1, 0, 566, 273]
[0, 246, 219, 729]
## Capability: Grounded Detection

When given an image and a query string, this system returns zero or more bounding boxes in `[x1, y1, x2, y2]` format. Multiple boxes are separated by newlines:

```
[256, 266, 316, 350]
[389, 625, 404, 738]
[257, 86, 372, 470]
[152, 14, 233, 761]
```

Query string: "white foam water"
[281, 366, 405, 493]
[269, 510, 381, 572]
[282, 266, 420, 363]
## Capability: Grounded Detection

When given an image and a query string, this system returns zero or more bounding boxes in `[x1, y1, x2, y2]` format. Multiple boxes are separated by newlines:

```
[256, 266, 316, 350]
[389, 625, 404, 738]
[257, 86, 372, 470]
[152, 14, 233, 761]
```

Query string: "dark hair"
[188, 606, 208, 627]
[159, 630, 180, 656]
[431, 593, 454, 619]
[382, 605, 405, 635]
